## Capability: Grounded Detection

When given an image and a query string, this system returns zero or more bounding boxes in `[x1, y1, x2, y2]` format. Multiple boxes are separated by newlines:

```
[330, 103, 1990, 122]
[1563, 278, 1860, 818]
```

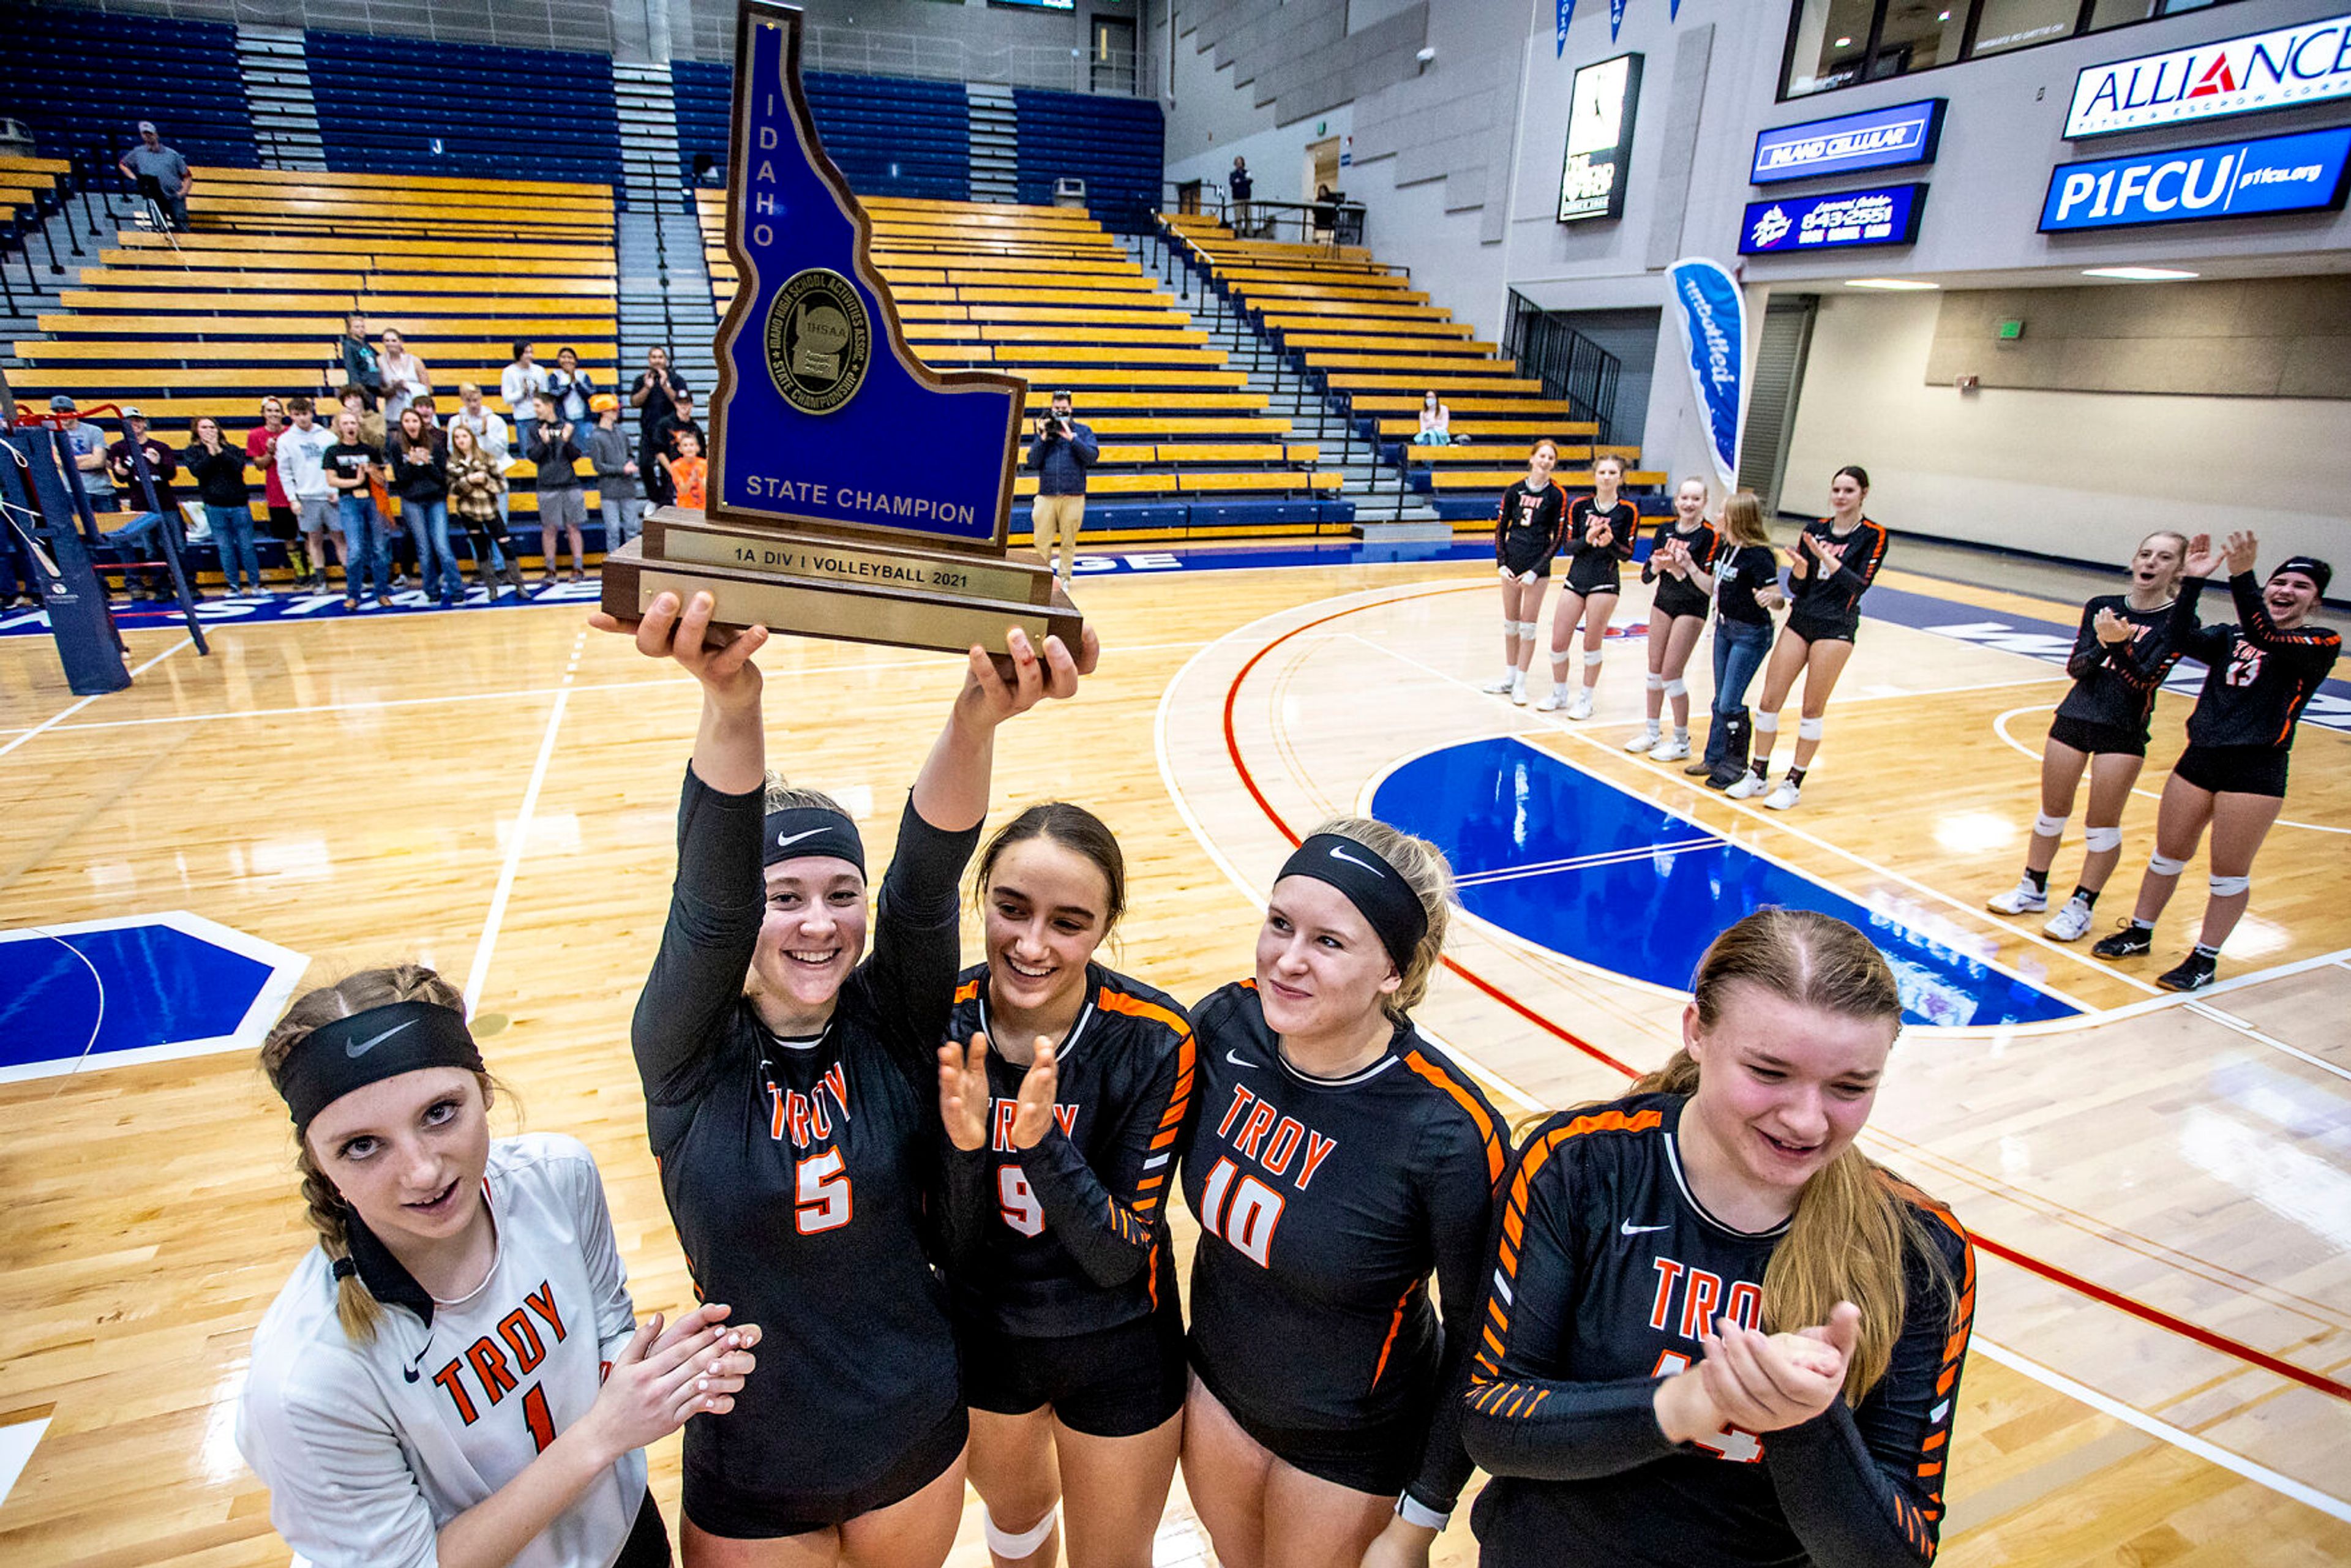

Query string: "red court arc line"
[1215, 579, 2351, 1408]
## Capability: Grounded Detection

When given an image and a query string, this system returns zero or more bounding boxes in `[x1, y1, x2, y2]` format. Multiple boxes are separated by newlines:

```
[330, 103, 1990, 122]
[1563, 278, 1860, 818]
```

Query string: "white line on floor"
[0, 637, 189, 760]
[462, 634, 579, 1016]
[1991, 702, 2348, 836]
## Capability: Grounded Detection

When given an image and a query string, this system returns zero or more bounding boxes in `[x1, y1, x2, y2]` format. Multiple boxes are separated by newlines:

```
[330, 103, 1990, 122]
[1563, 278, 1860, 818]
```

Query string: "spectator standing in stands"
[502, 343, 547, 431]
[379, 329, 432, 425]
[247, 397, 296, 571]
[339, 317, 384, 410]
[325, 409, 389, 610]
[659, 427, 707, 512]
[528, 392, 589, 585]
[103, 407, 184, 601]
[629, 347, 688, 503]
[186, 415, 261, 596]
[277, 396, 342, 593]
[390, 407, 462, 607]
[50, 396, 116, 514]
[650, 387, 703, 505]
[447, 420, 522, 598]
[1026, 389, 1095, 589]
[451, 381, 516, 542]
[1228, 155, 1253, 234]
[547, 347, 599, 425]
[586, 394, 642, 550]
[118, 121, 192, 231]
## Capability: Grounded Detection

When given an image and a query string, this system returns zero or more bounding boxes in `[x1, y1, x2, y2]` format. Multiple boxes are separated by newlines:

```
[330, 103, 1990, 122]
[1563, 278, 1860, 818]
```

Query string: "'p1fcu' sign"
[2064, 12, 2351, 138]
[2038, 126, 2351, 233]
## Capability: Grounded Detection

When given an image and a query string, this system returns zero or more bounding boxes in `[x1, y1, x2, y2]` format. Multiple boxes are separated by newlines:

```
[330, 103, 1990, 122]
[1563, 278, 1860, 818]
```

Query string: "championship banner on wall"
[1667, 258, 1743, 494]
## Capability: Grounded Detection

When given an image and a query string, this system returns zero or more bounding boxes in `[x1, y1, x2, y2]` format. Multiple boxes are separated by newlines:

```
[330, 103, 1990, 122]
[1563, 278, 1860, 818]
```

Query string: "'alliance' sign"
[2064, 12, 2351, 139]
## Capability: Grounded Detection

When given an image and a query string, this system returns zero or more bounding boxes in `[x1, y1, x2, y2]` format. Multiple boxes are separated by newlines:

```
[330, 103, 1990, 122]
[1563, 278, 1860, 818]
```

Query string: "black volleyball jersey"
[1182, 981, 1508, 1514]
[1463, 1093, 1975, 1568]
[942, 963, 1197, 1339]
[1788, 518, 1889, 625]
[1495, 480, 1565, 561]
[1563, 497, 1639, 565]
[633, 767, 978, 1516]
[1643, 520, 1721, 621]
[2172, 572, 2342, 754]
[2053, 593, 2181, 739]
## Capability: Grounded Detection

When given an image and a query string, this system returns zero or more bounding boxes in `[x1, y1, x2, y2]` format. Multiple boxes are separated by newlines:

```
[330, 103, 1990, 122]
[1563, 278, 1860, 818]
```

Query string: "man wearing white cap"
[118, 121, 192, 231]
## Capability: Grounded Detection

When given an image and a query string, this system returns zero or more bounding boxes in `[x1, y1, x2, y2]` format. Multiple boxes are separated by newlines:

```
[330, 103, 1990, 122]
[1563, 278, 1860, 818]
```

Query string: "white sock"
[1672, 726, 1689, 743]
[1501, 666, 1517, 685]
[1640, 721, 1660, 737]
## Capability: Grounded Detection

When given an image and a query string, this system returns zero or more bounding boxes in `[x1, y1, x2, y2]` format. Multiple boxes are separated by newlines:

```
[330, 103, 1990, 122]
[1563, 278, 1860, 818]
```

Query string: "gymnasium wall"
[1780, 288, 2351, 568]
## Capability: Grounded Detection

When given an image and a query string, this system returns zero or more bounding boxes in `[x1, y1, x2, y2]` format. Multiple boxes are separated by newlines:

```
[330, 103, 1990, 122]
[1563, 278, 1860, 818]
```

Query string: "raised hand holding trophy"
[600, 0, 1081, 654]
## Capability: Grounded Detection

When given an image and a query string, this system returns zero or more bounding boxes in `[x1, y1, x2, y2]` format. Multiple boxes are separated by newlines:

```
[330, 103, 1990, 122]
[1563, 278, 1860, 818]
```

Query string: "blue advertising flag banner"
[2038, 125, 2351, 233]
[1610, 0, 1627, 42]
[708, 4, 1021, 547]
[1556, 0, 1575, 58]
[1667, 258, 1742, 493]
[1749, 99, 1946, 184]
[1741, 184, 1929, 254]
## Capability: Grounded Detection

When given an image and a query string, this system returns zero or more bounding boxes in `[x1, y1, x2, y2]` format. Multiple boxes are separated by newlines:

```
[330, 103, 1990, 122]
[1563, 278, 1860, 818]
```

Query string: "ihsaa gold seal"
[765, 268, 871, 415]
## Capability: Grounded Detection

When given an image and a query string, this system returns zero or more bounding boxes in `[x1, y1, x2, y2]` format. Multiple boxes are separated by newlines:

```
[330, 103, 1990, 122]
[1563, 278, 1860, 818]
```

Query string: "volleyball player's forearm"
[432, 1420, 627, 1568]
[635, 769, 764, 1093]
[909, 703, 996, 833]
[1765, 1408, 1939, 1568]
[1462, 1373, 1681, 1480]
[2064, 607, 2104, 683]
[1407, 1157, 1504, 1514]
[690, 681, 762, 796]
[1021, 1128, 1153, 1286]
[863, 799, 981, 1072]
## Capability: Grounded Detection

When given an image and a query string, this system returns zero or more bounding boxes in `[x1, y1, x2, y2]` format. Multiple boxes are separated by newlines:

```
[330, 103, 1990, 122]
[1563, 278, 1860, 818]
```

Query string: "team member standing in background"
[1180, 820, 1505, 1568]
[1727, 465, 1888, 809]
[238, 966, 760, 1568]
[1665, 492, 1783, 788]
[1538, 454, 1638, 719]
[2094, 534, 2339, 991]
[937, 803, 1195, 1568]
[1987, 533, 2188, 940]
[1625, 478, 1720, 762]
[1463, 909, 1975, 1568]
[1479, 440, 1565, 707]
[601, 588, 1091, 1567]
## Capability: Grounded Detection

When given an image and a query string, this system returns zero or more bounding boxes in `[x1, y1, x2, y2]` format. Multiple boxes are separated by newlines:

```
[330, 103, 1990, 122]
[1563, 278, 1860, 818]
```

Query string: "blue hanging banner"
[1667, 257, 1744, 493]
[1610, 0, 1629, 41]
[1670, 0, 1681, 17]
[1556, 0, 1576, 58]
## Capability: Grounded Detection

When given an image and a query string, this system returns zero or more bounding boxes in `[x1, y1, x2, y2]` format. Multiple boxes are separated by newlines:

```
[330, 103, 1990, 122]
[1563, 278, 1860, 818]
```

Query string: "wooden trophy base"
[600, 510, 1082, 655]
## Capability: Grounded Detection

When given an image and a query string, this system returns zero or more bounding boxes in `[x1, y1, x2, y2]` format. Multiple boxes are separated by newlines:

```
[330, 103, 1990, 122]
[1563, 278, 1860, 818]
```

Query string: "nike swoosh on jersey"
[1226, 1049, 1256, 1069]
[775, 827, 828, 850]
[347, 1019, 417, 1058]
[1619, 1220, 1670, 1236]
[1327, 844, 1388, 877]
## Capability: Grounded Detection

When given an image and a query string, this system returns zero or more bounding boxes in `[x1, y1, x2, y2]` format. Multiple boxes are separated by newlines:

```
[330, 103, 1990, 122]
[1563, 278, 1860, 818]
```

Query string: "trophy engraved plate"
[601, 0, 1081, 655]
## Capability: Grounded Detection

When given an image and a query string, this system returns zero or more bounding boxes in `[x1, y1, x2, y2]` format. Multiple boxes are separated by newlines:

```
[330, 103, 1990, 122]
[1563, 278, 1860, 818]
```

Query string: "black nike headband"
[1276, 832, 1429, 975]
[763, 806, 866, 874]
[2271, 556, 2332, 596]
[278, 1000, 486, 1138]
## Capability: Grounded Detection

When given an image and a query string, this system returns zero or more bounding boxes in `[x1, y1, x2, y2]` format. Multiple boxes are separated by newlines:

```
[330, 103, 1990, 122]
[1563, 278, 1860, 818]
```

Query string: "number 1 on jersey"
[1199, 1156, 1284, 1267]
[521, 1382, 555, 1454]
[795, 1147, 853, 1233]
[1651, 1349, 1763, 1463]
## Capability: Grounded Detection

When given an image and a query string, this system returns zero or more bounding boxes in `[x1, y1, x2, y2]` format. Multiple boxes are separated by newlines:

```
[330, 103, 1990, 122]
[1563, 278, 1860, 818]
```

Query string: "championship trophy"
[600, 0, 1081, 653]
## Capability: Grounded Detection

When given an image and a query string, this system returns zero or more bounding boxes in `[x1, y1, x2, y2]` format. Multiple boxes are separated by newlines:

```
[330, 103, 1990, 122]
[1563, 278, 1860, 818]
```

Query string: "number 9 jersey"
[1181, 980, 1507, 1520]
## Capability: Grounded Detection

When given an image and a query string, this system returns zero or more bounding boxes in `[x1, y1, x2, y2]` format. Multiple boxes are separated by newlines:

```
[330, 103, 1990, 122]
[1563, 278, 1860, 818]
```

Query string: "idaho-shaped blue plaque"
[601, 0, 1081, 656]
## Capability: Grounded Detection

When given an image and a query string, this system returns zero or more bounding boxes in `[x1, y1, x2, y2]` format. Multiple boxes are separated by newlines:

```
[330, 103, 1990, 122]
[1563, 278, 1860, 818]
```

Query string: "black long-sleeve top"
[1788, 517, 1889, 624]
[184, 443, 249, 508]
[631, 766, 979, 1517]
[1464, 1093, 1975, 1568]
[2170, 572, 2341, 753]
[388, 440, 449, 505]
[2053, 593, 2181, 739]
[1494, 479, 1564, 565]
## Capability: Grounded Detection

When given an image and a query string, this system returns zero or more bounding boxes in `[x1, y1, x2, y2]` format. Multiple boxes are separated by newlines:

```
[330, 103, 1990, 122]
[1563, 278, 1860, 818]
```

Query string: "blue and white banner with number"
[1741, 184, 1928, 253]
[1667, 258, 1743, 493]
[1556, 0, 1575, 57]
[2039, 125, 2351, 232]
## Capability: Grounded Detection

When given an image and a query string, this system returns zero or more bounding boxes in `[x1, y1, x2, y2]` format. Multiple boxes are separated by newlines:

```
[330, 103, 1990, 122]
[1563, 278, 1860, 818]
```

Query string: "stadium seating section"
[305, 32, 623, 185]
[697, 192, 1347, 541]
[1161, 212, 1665, 530]
[1, 7, 258, 170]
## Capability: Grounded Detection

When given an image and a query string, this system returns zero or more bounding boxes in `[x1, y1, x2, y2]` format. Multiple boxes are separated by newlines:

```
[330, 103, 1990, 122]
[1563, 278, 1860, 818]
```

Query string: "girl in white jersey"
[238, 965, 763, 1568]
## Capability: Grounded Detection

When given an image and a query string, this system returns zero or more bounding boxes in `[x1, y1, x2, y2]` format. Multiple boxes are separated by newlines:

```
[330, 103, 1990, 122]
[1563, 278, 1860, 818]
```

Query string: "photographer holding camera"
[1026, 389, 1097, 589]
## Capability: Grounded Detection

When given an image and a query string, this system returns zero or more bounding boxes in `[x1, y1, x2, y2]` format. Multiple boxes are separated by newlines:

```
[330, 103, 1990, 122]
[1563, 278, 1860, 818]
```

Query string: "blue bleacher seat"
[304, 28, 623, 186]
[0, 9, 258, 168]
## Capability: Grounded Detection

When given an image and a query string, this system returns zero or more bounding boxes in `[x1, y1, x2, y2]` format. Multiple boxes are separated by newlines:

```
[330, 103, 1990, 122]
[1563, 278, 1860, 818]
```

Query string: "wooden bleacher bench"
[1430, 468, 1667, 491]
[1406, 443, 1595, 464]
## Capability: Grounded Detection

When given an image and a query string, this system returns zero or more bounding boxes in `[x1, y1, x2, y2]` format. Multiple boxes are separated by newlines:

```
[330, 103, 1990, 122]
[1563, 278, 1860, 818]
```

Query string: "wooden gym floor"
[0, 553, 2345, 1565]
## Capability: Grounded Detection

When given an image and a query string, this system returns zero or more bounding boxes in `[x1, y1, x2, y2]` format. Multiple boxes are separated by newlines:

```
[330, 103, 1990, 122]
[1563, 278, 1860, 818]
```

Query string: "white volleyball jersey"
[238, 1133, 645, 1568]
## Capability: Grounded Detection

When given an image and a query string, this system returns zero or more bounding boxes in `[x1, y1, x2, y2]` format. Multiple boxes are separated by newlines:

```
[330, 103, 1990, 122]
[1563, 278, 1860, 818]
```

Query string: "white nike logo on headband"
[1327, 844, 1387, 878]
[776, 827, 830, 850]
[347, 1019, 416, 1058]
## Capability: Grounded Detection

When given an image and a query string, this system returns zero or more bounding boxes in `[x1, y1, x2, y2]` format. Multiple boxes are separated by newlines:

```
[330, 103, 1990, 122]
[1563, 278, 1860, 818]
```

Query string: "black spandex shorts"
[616, 1490, 674, 1567]
[2047, 712, 2146, 759]
[1499, 538, 1554, 579]
[1564, 555, 1622, 597]
[1651, 581, 1711, 622]
[2172, 743, 2290, 800]
[1190, 1353, 1416, 1496]
[681, 1403, 967, 1539]
[962, 1299, 1187, 1438]
[1785, 607, 1858, 645]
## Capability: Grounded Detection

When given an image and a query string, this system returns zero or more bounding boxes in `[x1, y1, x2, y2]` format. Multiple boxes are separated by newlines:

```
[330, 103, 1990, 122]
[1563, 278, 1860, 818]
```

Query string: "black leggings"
[617, 1489, 674, 1567]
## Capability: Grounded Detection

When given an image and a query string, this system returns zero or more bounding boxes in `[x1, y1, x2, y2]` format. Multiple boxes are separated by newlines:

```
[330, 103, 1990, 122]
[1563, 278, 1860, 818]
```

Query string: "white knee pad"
[2033, 812, 2068, 838]
[1663, 678, 1688, 698]
[1755, 713, 1780, 735]
[1584, 649, 1605, 668]
[1646, 672, 1666, 691]
[2084, 825, 2123, 853]
[983, 1505, 1060, 1559]
[1798, 717, 1824, 741]
[2210, 874, 2251, 898]
[1550, 650, 1573, 673]
[1517, 620, 1542, 640]
[2148, 852, 2187, 876]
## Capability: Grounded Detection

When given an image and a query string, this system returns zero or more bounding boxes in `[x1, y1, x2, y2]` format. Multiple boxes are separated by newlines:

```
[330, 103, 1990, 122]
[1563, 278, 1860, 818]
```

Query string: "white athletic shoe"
[2044, 896, 2094, 942]
[1624, 728, 1661, 754]
[1510, 674, 1530, 707]
[1535, 685, 1570, 713]
[1763, 780, 1802, 811]
[1651, 737, 1691, 762]
[1479, 672, 1515, 694]
[1565, 691, 1594, 721]
[1723, 771, 1767, 800]
[1987, 879, 2048, 916]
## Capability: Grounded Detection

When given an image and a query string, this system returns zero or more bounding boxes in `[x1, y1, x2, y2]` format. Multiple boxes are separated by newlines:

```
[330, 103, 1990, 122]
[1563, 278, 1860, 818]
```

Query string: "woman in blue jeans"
[388, 408, 462, 606]
[1663, 491, 1784, 788]
[185, 416, 262, 594]
[324, 410, 390, 610]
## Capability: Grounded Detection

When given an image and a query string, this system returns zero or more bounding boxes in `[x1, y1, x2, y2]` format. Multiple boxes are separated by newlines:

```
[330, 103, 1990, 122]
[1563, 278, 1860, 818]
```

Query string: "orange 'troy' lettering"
[1234, 1103, 1278, 1160]
[1052, 1104, 1079, 1138]
[820, 1064, 851, 1120]
[1216, 1084, 1257, 1138]
[499, 1308, 547, 1374]
[992, 1100, 1020, 1153]
[1649, 1258, 1685, 1332]
[1679, 1269, 1723, 1341]
[1297, 1130, 1340, 1189]
[466, 1337, 517, 1405]
[430, 1360, 478, 1425]
[524, 1280, 567, 1342]
[1262, 1116, 1304, 1175]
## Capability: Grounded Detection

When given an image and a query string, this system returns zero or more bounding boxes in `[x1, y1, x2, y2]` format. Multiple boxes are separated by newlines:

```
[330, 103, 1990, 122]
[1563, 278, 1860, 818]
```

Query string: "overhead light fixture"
[2081, 266, 2199, 281]
[1835, 36, 1853, 46]
[1845, 277, 1939, 290]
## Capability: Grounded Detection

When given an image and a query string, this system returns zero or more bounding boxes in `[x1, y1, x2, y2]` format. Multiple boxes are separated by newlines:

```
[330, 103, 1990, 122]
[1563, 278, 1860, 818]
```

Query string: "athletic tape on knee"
[2033, 812, 2068, 838]
[1550, 650, 1572, 673]
[2209, 874, 2250, 898]
[2084, 826, 2123, 853]
[983, 1506, 1060, 1559]
[1798, 717, 1824, 741]
[1516, 620, 1541, 640]
[1755, 713, 1780, 735]
[2148, 852, 2187, 876]
[1646, 672, 1666, 691]
[1583, 649, 1604, 668]
[1663, 679, 1687, 699]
